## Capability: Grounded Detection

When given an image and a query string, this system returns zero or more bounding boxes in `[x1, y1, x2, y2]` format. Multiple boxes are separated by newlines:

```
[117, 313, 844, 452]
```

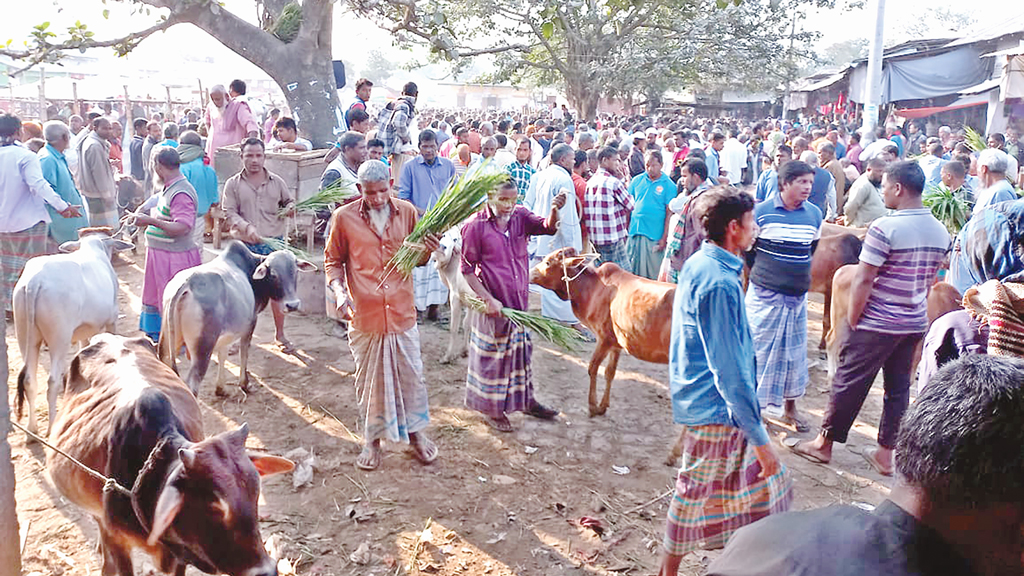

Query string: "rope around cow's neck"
[11, 420, 133, 497]
[560, 253, 599, 299]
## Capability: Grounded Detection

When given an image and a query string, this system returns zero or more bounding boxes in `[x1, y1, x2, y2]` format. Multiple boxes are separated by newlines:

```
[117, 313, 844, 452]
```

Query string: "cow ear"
[296, 260, 318, 273]
[58, 240, 81, 253]
[562, 247, 578, 258]
[252, 263, 269, 280]
[249, 454, 295, 477]
[147, 484, 184, 546]
[109, 240, 134, 252]
[64, 354, 90, 394]
[564, 256, 588, 268]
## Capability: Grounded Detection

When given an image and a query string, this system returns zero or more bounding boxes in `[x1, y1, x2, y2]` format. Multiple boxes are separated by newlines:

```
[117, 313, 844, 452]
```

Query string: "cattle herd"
[7, 219, 884, 575]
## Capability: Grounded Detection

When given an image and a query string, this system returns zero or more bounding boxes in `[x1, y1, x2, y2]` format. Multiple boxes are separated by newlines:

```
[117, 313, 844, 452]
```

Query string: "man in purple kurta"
[460, 180, 567, 432]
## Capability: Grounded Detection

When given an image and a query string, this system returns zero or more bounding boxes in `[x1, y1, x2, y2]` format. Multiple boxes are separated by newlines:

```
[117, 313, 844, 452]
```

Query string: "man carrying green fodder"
[325, 160, 442, 471]
[461, 179, 568, 432]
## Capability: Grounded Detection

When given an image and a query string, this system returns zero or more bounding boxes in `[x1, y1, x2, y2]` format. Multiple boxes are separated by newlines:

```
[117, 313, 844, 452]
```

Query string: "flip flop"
[487, 415, 514, 433]
[355, 446, 382, 471]
[788, 441, 830, 465]
[410, 435, 438, 465]
[861, 447, 893, 477]
[275, 340, 297, 354]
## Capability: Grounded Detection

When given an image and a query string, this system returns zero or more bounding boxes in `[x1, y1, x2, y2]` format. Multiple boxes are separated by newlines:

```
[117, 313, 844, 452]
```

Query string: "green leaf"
[541, 21, 554, 39]
[102, 9, 110, 19]
[716, 0, 728, 8]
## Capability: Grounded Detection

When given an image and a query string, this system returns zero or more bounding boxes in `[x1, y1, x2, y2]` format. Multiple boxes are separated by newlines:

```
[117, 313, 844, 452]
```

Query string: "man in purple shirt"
[461, 180, 567, 432]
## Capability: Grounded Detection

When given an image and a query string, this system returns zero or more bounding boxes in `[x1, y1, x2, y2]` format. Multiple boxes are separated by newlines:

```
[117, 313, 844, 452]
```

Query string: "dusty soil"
[6, 246, 894, 576]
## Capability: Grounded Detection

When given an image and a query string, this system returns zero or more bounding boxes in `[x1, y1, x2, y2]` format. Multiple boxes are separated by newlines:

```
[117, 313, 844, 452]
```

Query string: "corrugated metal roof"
[945, 12, 1024, 48]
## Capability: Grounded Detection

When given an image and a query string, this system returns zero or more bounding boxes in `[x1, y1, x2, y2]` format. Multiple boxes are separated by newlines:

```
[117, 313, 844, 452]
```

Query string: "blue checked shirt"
[506, 160, 536, 204]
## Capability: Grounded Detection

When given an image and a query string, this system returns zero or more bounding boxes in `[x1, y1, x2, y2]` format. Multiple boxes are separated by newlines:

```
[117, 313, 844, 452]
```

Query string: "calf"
[433, 237, 475, 364]
[48, 333, 293, 576]
[826, 266, 962, 382]
[810, 229, 864, 350]
[530, 247, 673, 416]
[13, 228, 133, 436]
[158, 240, 316, 396]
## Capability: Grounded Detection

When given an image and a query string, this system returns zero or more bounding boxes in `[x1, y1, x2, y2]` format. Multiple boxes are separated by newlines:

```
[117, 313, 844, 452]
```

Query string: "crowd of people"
[5, 74, 1024, 576]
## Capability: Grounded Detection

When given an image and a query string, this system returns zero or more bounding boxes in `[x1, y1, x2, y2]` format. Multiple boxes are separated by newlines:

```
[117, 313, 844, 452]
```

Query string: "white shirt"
[721, 138, 747, 182]
[524, 164, 581, 258]
[269, 137, 312, 152]
[0, 143, 70, 233]
[493, 149, 516, 168]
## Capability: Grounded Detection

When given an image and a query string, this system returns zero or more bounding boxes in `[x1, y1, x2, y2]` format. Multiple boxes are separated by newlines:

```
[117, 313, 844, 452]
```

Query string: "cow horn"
[179, 448, 197, 469]
[229, 423, 250, 447]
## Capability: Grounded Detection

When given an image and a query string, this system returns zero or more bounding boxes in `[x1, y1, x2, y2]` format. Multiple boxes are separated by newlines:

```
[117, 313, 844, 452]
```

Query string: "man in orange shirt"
[324, 159, 441, 471]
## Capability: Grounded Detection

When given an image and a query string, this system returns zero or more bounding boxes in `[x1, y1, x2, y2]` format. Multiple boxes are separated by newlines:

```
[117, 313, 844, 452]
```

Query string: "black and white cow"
[158, 240, 316, 396]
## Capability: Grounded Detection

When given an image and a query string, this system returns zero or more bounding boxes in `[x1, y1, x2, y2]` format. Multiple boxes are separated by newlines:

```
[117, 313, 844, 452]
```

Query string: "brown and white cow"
[530, 247, 674, 416]
[811, 224, 866, 350]
[48, 333, 294, 576]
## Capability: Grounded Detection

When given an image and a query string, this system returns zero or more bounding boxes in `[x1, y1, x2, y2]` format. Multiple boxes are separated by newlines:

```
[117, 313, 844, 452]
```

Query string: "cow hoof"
[588, 406, 607, 417]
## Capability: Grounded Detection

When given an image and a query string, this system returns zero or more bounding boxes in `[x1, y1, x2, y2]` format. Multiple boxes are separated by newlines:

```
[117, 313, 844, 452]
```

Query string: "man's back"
[708, 501, 974, 576]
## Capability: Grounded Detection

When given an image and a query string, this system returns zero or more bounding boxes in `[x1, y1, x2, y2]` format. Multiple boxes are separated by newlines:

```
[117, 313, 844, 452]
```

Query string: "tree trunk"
[271, 54, 341, 149]
[0, 312, 20, 575]
[566, 81, 600, 123]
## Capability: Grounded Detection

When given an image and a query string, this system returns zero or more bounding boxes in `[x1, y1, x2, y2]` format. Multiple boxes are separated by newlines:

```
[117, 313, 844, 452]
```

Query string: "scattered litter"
[577, 516, 605, 536]
[265, 534, 284, 559]
[419, 525, 434, 544]
[485, 532, 507, 544]
[612, 465, 630, 475]
[283, 447, 316, 489]
[277, 558, 296, 575]
[441, 544, 454, 554]
[853, 502, 876, 512]
[349, 542, 371, 565]
[553, 502, 567, 515]
[477, 476, 488, 483]
[343, 501, 376, 522]
[524, 446, 539, 454]
[492, 474, 517, 485]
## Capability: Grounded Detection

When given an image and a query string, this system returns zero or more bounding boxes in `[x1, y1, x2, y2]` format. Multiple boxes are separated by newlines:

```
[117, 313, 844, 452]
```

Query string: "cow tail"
[159, 283, 185, 374]
[15, 280, 41, 418]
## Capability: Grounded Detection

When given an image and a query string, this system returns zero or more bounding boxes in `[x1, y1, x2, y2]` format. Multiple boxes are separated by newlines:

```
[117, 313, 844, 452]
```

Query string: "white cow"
[433, 232, 475, 364]
[13, 230, 133, 436]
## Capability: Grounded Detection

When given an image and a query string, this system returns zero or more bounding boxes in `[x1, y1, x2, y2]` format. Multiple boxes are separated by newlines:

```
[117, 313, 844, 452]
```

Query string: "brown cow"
[48, 333, 294, 576]
[530, 247, 673, 416]
[812, 224, 866, 349]
[825, 266, 962, 381]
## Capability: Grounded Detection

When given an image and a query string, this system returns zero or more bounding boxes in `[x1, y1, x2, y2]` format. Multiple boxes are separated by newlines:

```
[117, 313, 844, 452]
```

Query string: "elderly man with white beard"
[524, 143, 592, 339]
[203, 83, 259, 169]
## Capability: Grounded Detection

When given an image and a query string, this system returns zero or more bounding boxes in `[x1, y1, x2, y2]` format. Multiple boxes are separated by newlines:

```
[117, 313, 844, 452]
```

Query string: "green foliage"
[461, 295, 585, 351]
[922, 183, 970, 236]
[964, 126, 986, 153]
[272, 2, 302, 43]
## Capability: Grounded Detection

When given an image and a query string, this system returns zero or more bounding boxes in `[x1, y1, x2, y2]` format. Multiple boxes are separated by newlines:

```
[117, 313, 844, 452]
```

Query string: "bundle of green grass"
[272, 2, 302, 43]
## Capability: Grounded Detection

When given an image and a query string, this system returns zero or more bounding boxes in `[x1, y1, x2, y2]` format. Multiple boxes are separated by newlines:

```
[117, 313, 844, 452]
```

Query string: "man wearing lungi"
[0, 113, 81, 315]
[78, 117, 119, 229]
[660, 186, 791, 576]
[793, 161, 951, 477]
[398, 129, 456, 323]
[325, 160, 441, 471]
[745, 160, 822, 432]
[461, 180, 567, 432]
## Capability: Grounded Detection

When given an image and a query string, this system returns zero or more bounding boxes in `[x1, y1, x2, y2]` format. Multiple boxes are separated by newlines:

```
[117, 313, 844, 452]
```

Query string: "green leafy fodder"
[460, 295, 585, 352]
[922, 183, 970, 235]
[281, 176, 359, 216]
[260, 236, 312, 260]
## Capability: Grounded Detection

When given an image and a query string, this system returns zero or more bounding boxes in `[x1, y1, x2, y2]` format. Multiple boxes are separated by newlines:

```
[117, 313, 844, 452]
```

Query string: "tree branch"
[159, 0, 286, 75]
[0, 16, 181, 77]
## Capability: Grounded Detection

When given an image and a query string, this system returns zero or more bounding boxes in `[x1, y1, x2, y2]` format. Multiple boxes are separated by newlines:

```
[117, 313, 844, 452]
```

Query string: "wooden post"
[0, 311, 22, 575]
[165, 86, 173, 121]
[123, 85, 132, 127]
[72, 80, 79, 116]
[197, 77, 205, 109]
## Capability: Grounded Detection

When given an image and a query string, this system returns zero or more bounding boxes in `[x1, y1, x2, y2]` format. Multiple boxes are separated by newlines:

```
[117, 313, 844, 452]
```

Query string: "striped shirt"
[748, 196, 823, 296]
[584, 167, 635, 246]
[858, 208, 951, 334]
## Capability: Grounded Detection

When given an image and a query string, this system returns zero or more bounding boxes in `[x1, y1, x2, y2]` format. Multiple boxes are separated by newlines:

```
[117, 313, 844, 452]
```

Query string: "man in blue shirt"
[745, 161, 822, 432]
[660, 186, 791, 576]
[177, 130, 218, 246]
[754, 144, 792, 202]
[399, 129, 456, 321]
[38, 121, 89, 245]
[626, 150, 674, 279]
[704, 131, 725, 185]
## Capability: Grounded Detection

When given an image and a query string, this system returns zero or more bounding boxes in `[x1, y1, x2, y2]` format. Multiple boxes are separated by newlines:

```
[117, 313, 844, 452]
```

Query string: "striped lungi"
[594, 240, 630, 270]
[0, 221, 50, 312]
[626, 234, 663, 280]
[349, 324, 431, 443]
[413, 264, 448, 311]
[745, 284, 809, 411]
[85, 197, 120, 230]
[663, 424, 792, 556]
[466, 313, 534, 417]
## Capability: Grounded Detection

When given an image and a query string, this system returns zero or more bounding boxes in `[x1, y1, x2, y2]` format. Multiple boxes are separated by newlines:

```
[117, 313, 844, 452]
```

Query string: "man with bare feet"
[324, 160, 440, 470]
[792, 161, 949, 476]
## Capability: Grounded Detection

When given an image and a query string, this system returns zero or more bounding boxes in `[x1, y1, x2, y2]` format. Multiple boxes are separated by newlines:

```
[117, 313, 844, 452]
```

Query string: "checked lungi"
[593, 240, 630, 270]
[626, 234, 663, 280]
[745, 285, 809, 411]
[0, 221, 50, 312]
[85, 197, 120, 230]
[663, 424, 792, 556]
[466, 313, 535, 417]
[349, 325, 431, 443]
[413, 264, 448, 312]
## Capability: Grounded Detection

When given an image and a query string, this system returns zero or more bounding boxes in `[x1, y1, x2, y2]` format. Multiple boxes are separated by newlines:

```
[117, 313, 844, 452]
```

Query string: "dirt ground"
[6, 245, 896, 576]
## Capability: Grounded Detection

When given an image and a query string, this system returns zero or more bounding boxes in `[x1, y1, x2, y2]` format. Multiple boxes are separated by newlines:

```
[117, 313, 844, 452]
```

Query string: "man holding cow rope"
[461, 179, 568, 432]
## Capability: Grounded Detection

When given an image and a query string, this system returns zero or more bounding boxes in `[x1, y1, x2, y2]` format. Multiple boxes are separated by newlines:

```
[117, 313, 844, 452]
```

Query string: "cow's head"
[59, 227, 134, 257]
[148, 423, 294, 576]
[529, 247, 590, 301]
[252, 250, 317, 313]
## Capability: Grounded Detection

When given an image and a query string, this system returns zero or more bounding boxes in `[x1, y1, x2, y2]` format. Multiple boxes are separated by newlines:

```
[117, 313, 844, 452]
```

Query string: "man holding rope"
[461, 180, 567, 432]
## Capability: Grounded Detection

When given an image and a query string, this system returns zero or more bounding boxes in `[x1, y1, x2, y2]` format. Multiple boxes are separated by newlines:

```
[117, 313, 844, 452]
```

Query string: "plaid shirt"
[506, 161, 536, 203]
[584, 167, 635, 246]
[377, 97, 413, 156]
[663, 182, 710, 283]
